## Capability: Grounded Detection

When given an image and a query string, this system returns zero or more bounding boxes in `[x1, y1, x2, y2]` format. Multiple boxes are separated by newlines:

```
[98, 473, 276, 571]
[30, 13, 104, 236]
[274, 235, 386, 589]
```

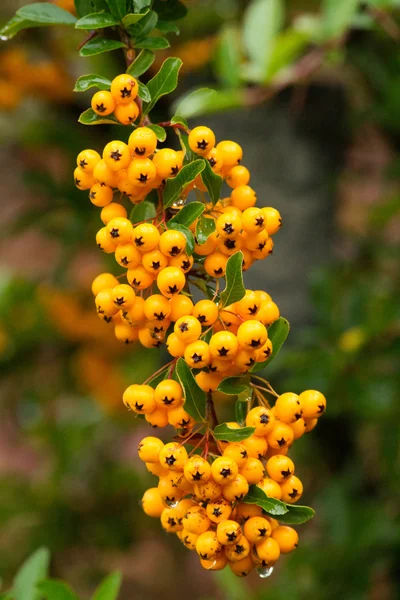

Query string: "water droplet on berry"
[257, 565, 274, 578]
[165, 499, 179, 508]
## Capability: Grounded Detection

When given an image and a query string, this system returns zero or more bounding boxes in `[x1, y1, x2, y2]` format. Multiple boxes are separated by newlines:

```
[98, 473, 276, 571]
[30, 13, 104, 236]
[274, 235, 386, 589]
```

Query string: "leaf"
[127, 10, 157, 37]
[37, 580, 79, 600]
[235, 397, 249, 425]
[153, 0, 188, 20]
[91, 572, 122, 600]
[134, 0, 151, 10]
[130, 196, 157, 224]
[213, 424, 255, 442]
[219, 252, 246, 308]
[17, 3, 77, 25]
[251, 317, 290, 372]
[144, 57, 183, 114]
[135, 36, 170, 49]
[274, 504, 315, 525]
[168, 223, 195, 256]
[163, 160, 205, 209]
[201, 160, 222, 205]
[78, 108, 119, 125]
[105, 0, 126, 20]
[138, 82, 151, 102]
[122, 12, 149, 27]
[242, 0, 284, 82]
[174, 88, 216, 119]
[195, 215, 216, 245]
[175, 358, 207, 421]
[321, 0, 361, 40]
[127, 49, 155, 77]
[217, 376, 249, 396]
[79, 38, 126, 57]
[174, 87, 245, 118]
[214, 25, 241, 88]
[13, 547, 50, 600]
[244, 486, 288, 516]
[168, 202, 205, 228]
[266, 30, 309, 80]
[75, 12, 119, 29]
[73, 74, 111, 92]
[0, 15, 41, 40]
[157, 20, 180, 35]
[146, 124, 166, 142]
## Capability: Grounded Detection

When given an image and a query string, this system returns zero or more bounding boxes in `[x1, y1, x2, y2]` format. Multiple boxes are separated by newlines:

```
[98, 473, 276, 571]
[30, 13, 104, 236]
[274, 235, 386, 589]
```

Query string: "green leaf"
[157, 20, 180, 35]
[122, 12, 149, 27]
[244, 486, 288, 516]
[195, 215, 216, 245]
[130, 196, 157, 224]
[153, 0, 188, 20]
[0, 15, 41, 40]
[79, 38, 126, 57]
[91, 572, 122, 600]
[213, 424, 255, 442]
[266, 30, 309, 80]
[73, 74, 111, 92]
[274, 504, 315, 525]
[174, 87, 245, 118]
[17, 3, 77, 25]
[168, 202, 205, 228]
[219, 252, 246, 308]
[174, 88, 216, 119]
[127, 10, 157, 37]
[168, 223, 195, 256]
[144, 57, 183, 114]
[135, 36, 170, 49]
[106, 0, 126, 20]
[321, 0, 361, 40]
[37, 580, 79, 600]
[214, 25, 241, 88]
[138, 82, 151, 102]
[201, 159, 222, 205]
[170, 115, 189, 128]
[146, 124, 166, 142]
[251, 317, 290, 372]
[163, 160, 205, 209]
[74, 0, 105, 19]
[78, 108, 119, 125]
[243, 0, 284, 81]
[235, 397, 249, 425]
[217, 376, 249, 396]
[175, 358, 206, 421]
[134, 0, 151, 10]
[13, 547, 50, 600]
[127, 49, 155, 77]
[75, 12, 119, 29]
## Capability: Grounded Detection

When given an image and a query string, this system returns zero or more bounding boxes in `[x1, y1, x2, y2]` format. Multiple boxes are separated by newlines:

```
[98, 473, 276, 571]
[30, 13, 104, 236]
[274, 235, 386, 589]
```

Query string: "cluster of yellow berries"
[139, 389, 326, 576]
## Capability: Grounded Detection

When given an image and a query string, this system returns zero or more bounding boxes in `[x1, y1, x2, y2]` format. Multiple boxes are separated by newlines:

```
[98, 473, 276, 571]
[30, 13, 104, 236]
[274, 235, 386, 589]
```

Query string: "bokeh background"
[0, 0, 399, 598]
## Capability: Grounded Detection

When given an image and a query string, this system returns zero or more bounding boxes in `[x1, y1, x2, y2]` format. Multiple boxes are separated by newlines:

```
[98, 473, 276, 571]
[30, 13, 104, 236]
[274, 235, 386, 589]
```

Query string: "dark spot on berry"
[120, 86, 131, 98]
[167, 517, 176, 527]
[80, 159, 87, 168]
[162, 396, 174, 405]
[220, 468, 231, 478]
[295, 411, 303, 420]
[110, 228, 120, 238]
[103, 315, 112, 323]
[218, 346, 229, 357]
[168, 285, 178, 294]
[260, 414, 270, 424]
[234, 544, 245, 555]
[277, 437, 287, 447]
[226, 531, 237, 542]
[154, 312, 166, 321]
[263, 347, 271, 357]
[191, 353, 203, 364]
[255, 217, 264, 227]
[248, 304, 259, 315]
[281, 469, 292, 478]
[170, 245, 181, 256]
[214, 268, 223, 275]
[135, 147, 146, 156]
[223, 223, 234, 235]
[151, 261, 161, 270]
[208, 157, 216, 167]
[288, 488, 298, 499]
[192, 471, 203, 481]
[165, 455, 176, 466]
[137, 173, 148, 183]
[213, 507, 222, 517]
[318, 404, 325, 414]
[200, 553, 208, 560]
[179, 322, 189, 332]
[89, 190, 96, 199]
[258, 528, 267, 537]
[197, 139, 208, 150]
[240, 449, 248, 459]
[96, 103, 106, 113]
[245, 357, 256, 367]
[257, 241, 266, 251]
[135, 402, 144, 411]
[198, 314, 206, 324]
[110, 150, 122, 161]
[224, 239, 236, 250]
[75, 177, 81, 186]
[134, 236, 144, 246]
[114, 297, 125, 306]
[132, 278, 141, 287]
[250, 338, 262, 348]
[178, 418, 190, 428]
[171, 165, 179, 175]
[181, 260, 190, 271]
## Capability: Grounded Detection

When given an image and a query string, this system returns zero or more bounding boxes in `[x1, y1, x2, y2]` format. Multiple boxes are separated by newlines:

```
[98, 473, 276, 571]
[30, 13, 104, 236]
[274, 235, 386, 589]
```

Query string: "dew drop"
[0, 35, 9, 41]
[203, 559, 217, 570]
[257, 565, 274, 579]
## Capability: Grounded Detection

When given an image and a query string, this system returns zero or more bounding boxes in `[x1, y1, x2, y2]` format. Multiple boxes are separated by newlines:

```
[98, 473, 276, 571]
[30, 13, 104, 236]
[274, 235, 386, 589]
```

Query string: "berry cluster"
[139, 389, 326, 576]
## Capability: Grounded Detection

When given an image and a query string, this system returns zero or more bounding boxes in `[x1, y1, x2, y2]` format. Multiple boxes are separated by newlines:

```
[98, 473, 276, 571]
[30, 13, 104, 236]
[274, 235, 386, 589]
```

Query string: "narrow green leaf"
[157, 20, 180, 35]
[0, 15, 41, 40]
[13, 547, 50, 600]
[79, 38, 126, 57]
[75, 12, 119, 29]
[73, 74, 111, 92]
[217, 376, 249, 396]
[105, 0, 126, 20]
[127, 10, 157, 37]
[201, 159, 222, 205]
[274, 504, 315, 525]
[37, 580, 79, 600]
[235, 397, 249, 425]
[168, 202, 205, 228]
[175, 358, 206, 421]
[168, 223, 195, 256]
[243, 0, 284, 81]
[251, 317, 290, 372]
[78, 108, 119, 125]
[244, 486, 288, 516]
[174, 88, 216, 119]
[127, 49, 155, 77]
[91, 572, 122, 600]
[146, 124, 166, 142]
[321, 0, 361, 40]
[17, 3, 77, 25]
[214, 25, 241, 88]
[163, 160, 205, 209]
[135, 36, 170, 49]
[130, 195, 157, 224]
[195, 214, 216, 245]
[138, 82, 151, 102]
[122, 12, 149, 27]
[219, 252, 246, 308]
[153, 0, 188, 20]
[144, 57, 183, 114]
[213, 424, 255, 442]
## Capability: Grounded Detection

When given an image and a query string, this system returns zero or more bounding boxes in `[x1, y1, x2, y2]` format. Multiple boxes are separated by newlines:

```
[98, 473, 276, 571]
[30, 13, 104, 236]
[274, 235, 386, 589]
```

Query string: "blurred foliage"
[0, 0, 400, 599]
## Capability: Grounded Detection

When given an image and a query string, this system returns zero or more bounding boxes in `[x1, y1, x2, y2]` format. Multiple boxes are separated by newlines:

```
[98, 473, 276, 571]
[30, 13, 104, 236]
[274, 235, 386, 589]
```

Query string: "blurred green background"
[0, 1, 399, 599]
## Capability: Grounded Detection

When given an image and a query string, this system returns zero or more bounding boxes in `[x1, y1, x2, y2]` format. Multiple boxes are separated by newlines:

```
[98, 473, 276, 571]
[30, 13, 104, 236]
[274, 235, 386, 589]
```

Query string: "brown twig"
[77, 30, 98, 51]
